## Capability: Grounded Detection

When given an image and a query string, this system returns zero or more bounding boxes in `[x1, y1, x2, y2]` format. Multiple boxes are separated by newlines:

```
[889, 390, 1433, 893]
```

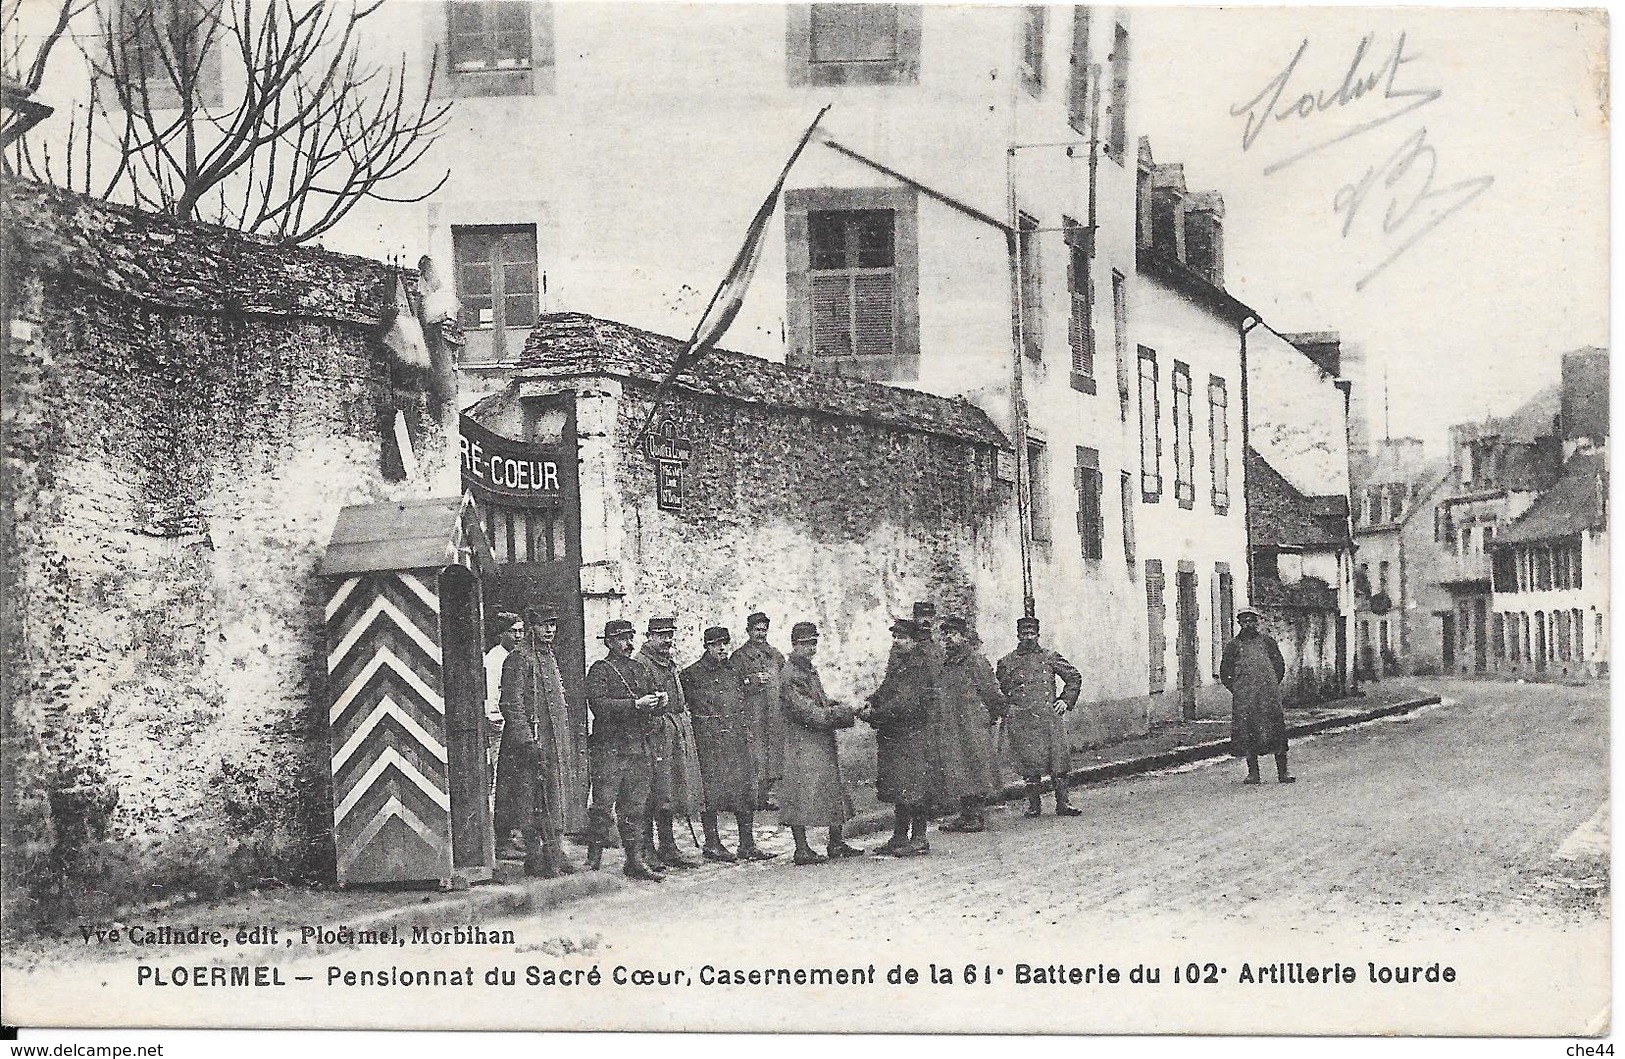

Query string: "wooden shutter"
[811, 273, 852, 357]
[1075, 447, 1103, 560]
[853, 273, 896, 357]
[1146, 559, 1166, 692]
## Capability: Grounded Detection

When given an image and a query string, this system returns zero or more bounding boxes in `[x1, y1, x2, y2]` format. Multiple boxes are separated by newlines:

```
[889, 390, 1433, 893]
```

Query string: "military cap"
[940, 616, 970, 636]
[746, 611, 771, 630]
[912, 601, 937, 619]
[1016, 615, 1041, 633]
[891, 618, 921, 637]
[790, 621, 819, 643]
[647, 616, 678, 635]
[601, 619, 636, 640]
[522, 602, 560, 623]
[703, 626, 731, 646]
[496, 611, 520, 625]
[1237, 608, 1262, 621]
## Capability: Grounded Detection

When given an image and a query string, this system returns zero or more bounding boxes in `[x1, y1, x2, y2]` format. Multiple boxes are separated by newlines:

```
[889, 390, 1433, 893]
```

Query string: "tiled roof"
[1495, 448, 1608, 545]
[1246, 447, 1352, 549]
[512, 312, 1007, 447]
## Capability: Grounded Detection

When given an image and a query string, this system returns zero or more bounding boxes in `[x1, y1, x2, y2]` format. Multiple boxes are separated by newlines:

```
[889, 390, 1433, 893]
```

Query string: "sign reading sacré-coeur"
[459, 414, 566, 506]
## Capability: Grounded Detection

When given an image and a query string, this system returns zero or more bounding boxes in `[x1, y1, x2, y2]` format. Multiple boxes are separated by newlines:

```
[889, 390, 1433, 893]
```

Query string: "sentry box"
[319, 496, 497, 888]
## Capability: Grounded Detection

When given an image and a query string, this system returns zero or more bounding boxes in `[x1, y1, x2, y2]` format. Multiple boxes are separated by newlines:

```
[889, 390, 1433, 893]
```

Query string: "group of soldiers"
[483, 600, 1101, 882]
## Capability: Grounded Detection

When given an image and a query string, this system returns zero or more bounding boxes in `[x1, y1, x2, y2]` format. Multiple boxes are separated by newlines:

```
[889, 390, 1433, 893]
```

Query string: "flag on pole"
[641, 105, 831, 436]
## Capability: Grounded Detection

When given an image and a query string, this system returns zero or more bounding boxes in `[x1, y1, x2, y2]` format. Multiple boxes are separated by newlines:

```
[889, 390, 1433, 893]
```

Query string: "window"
[1075, 446, 1103, 560]
[1138, 347, 1161, 500]
[1379, 619, 1391, 653]
[1104, 22, 1129, 162]
[1018, 211, 1043, 359]
[787, 187, 920, 380]
[1365, 485, 1384, 525]
[1208, 375, 1229, 512]
[1026, 440, 1051, 543]
[1492, 613, 1504, 659]
[1112, 271, 1129, 420]
[1378, 560, 1389, 594]
[1065, 217, 1093, 391]
[1146, 559, 1166, 693]
[1172, 361, 1194, 508]
[117, 0, 225, 110]
[1212, 562, 1234, 674]
[1357, 562, 1371, 596]
[1120, 471, 1136, 568]
[1388, 485, 1406, 523]
[1019, 5, 1046, 92]
[1066, 6, 1091, 133]
[1255, 547, 1278, 580]
[789, 3, 921, 85]
[431, 1, 553, 98]
[454, 224, 538, 362]
[483, 504, 567, 564]
[1574, 608, 1585, 659]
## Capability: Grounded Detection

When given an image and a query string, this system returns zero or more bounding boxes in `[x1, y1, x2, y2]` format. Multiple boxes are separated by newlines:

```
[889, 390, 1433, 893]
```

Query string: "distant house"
[1350, 437, 1450, 679]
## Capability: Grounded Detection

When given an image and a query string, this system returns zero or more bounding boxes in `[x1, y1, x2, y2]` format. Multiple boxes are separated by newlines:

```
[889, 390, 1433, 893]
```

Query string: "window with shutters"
[1138, 346, 1161, 501]
[454, 224, 538, 362]
[1208, 375, 1229, 513]
[1067, 5, 1091, 134]
[429, 1, 553, 98]
[1018, 211, 1043, 359]
[1112, 270, 1129, 420]
[788, 4, 921, 85]
[1172, 361, 1194, 508]
[1019, 5, 1046, 94]
[1104, 22, 1130, 163]
[1146, 559, 1166, 692]
[1026, 440, 1051, 544]
[1076, 446, 1103, 561]
[1212, 563, 1234, 675]
[787, 188, 919, 380]
[1064, 217, 1095, 393]
[1120, 471, 1136, 570]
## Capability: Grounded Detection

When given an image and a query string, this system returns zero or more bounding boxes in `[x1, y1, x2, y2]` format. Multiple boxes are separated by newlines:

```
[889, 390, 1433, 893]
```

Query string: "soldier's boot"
[619, 820, 665, 882]
[1023, 780, 1044, 818]
[655, 810, 698, 868]
[735, 810, 777, 861]
[825, 823, 863, 859]
[1054, 776, 1082, 817]
[873, 807, 911, 855]
[1243, 754, 1262, 785]
[940, 796, 985, 833]
[1275, 751, 1296, 784]
[584, 834, 604, 871]
[791, 825, 826, 866]
[701, 812, 737, 863]
[903, 809, 931, 855]
[521, 827, 557, 879]
[496, 828, 528, 861]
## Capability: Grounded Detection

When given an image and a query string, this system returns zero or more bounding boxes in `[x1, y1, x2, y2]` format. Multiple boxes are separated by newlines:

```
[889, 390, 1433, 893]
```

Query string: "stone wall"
[2, 182, 444, 932]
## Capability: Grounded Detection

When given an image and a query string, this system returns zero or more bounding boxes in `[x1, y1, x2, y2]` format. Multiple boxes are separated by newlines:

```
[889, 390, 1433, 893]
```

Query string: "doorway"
[1441, 613, 1456, 669]
[1175, 570, 1199, 721]
[1472, 599, 1488, 673]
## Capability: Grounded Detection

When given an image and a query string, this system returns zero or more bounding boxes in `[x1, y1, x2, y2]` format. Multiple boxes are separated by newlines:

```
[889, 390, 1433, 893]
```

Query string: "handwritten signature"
[1230, 32, 1493, 290]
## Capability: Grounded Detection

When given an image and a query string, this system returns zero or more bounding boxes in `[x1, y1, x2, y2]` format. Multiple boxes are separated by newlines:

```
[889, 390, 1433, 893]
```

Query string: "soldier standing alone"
[996, 615, 1083, 817]
[682, 626, 777, 862]
[1220, 608, 1296, 785]
[731, 612, 786, 811]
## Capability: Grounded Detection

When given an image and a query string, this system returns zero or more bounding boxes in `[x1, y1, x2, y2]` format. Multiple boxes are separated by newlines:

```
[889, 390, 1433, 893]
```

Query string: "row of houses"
[1351, 348, 1609, 683]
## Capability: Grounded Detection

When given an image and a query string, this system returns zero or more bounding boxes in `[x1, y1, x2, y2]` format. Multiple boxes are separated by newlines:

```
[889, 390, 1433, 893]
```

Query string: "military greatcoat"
[638, 644, 705, 817]
[1220, 629, 1288, 756]
[730, 638, 786, 784]
[777, 654, 855, 827]
[680, 653, 760, 813]
[584, 652, 658, 844]
[932, 641, 1007, 803]
[995, 644, 1082, 779]
[866, 648, 937, 808]
[495, 640, 587, 837]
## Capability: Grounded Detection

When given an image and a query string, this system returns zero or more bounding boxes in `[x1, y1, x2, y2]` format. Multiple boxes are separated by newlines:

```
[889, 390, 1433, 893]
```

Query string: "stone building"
[1, 180, 446, 926]
[1349, 436, 1449, 679]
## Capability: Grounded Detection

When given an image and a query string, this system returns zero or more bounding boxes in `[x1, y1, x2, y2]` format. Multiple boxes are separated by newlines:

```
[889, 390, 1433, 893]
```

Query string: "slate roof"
[1246, 447, 1352, 550]
[320, 497, 493, 576]
[512, 312, 1007, 447]
[1494, 448, 1608, 545]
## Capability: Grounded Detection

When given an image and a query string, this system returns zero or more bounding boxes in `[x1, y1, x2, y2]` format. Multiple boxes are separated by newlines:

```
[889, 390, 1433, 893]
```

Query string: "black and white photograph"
[0, 0, 1610, 1045]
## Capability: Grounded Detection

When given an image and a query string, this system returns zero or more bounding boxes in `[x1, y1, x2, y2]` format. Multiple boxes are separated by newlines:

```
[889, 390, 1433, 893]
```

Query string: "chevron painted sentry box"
[320, 497, 496, 887]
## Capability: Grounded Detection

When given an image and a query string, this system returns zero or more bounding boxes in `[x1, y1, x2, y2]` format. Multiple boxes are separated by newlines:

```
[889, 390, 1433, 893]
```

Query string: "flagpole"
[638, 104, 832, 440]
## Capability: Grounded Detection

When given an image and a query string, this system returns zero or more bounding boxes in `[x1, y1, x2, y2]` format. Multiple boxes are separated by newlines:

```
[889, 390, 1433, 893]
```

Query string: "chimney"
[1148, 163, 1187, 261]
[1286, 331, 1342, 378]
[1560, 346, 1609, 443]
[1183, 190, 1224, 287]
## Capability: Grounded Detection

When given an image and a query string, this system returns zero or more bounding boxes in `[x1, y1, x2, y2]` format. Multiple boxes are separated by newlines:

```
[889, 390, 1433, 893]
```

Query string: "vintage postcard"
[0, 0, 1609, 1041]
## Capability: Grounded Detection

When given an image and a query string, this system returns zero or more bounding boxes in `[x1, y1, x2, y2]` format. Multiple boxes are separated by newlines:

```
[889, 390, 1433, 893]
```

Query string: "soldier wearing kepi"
[584, 619, 664, 882]
[1220, 608, 1296, 785]
[730, 612, 786, 811]
[934, 616, 1009, 833]
[681, 626, 777, 863]
[494, 603, 586, 875]
[910, 601, 951, 816]
[996, 615, 1083, 817]
[861, 618, 937, 856]
[778, 621, 863, 864]
[639, 617, 705, 870]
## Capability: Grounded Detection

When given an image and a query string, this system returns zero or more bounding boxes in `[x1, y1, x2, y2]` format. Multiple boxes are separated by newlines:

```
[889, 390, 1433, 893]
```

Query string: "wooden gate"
[320, 497, 496, 887]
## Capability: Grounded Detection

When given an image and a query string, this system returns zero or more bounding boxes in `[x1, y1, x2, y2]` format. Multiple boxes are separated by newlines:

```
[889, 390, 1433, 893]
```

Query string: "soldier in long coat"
[681, 626, 776, 863]
[996, 615, 1083, 817]
[584, 619, 664, 881]
[638, 616, 705, 869]
[861, 618, 937, 856]
[910, 601, 952, 815]
[494, 604, 585, 875]
[730, 612, 786, 810]
[778, 621, 863, 864]
[1219, 609, 1295, 784]
[934, 616, 1009, 833]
